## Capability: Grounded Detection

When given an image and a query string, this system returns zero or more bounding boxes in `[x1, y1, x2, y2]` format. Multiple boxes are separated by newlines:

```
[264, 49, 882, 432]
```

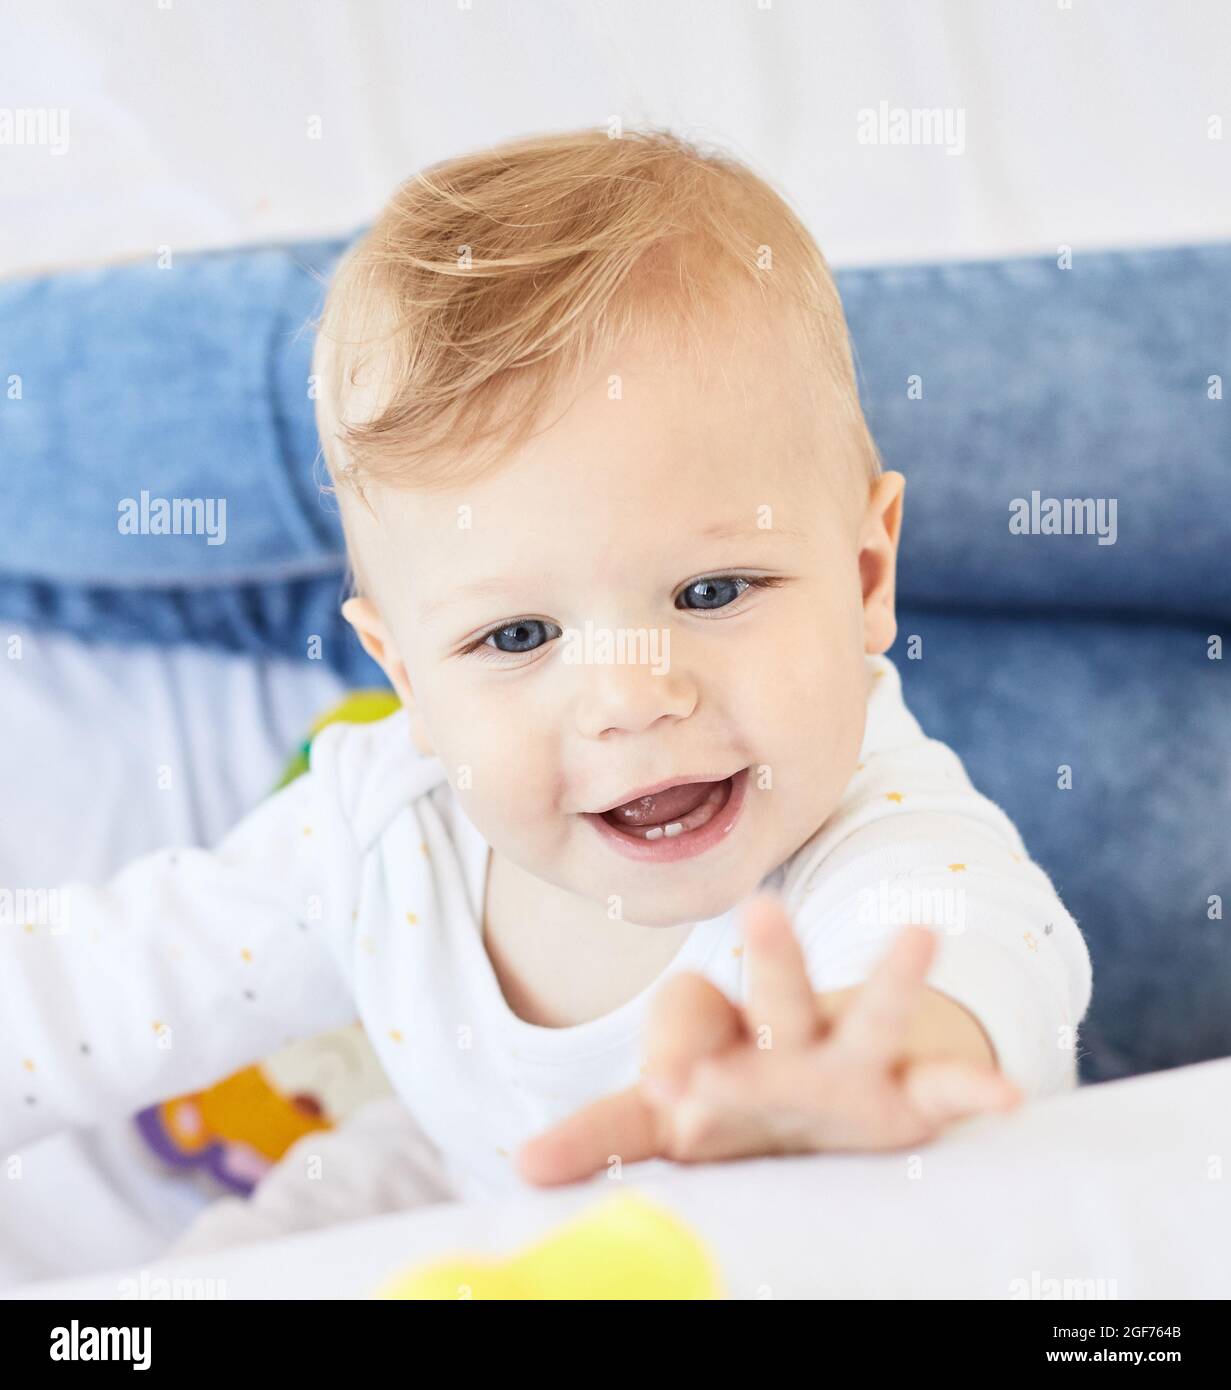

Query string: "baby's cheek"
[749, 639, 863, 798]
[417, 674, 563, 837]
[469, 732, 557, 830]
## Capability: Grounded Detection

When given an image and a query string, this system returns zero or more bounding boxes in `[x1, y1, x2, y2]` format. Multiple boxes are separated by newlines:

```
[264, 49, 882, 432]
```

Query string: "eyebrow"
[417, 519, 803, 623]
[694, 520, 808, 542]
[417, 577, 519, 624]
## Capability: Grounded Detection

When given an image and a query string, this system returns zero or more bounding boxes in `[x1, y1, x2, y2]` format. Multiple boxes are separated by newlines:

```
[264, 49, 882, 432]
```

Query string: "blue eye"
[479, 618, 560, 656]
[467, 575, 782, 661]
[677, 575, 760, 611]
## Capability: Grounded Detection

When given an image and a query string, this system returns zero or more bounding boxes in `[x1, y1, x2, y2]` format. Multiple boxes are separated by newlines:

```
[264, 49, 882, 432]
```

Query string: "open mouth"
[600, 776, 734, 840]
[581, 768, 750, 863]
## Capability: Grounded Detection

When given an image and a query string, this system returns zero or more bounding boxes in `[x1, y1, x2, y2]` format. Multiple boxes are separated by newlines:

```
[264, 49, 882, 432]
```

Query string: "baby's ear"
[858, 471, 906, 656]
[340, 598, 436, 758]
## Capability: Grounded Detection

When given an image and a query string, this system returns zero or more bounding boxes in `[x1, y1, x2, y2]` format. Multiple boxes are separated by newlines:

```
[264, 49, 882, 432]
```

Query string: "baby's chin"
[483, 821, 744, 929]
[608, 891, 743, 931]
[568, 850, 773, 931]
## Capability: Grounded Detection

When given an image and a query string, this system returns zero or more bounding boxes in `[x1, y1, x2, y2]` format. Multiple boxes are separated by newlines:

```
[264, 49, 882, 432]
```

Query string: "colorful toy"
[135, 1061, 331, 1192]
[271, 689, 402, 791]
[374, 1191, 725, 1300]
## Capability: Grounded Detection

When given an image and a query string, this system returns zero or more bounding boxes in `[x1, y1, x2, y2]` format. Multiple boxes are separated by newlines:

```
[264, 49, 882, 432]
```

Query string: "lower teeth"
[612, 777, 732, 840]
[646, 823, 681, 841]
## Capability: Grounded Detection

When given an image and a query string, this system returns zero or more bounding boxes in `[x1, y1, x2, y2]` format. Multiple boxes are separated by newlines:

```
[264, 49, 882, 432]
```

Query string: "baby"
[2, 129, 1091, 1223]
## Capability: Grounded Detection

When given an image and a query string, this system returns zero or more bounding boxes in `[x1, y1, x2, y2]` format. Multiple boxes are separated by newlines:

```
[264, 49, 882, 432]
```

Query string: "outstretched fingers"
[902, 1059, 1024, 1129]
[742, 891, 822, 1053]
[830, 924, 938, 1069]
[515, 1085, 659, 1187]
[642, 968, 744, 1101]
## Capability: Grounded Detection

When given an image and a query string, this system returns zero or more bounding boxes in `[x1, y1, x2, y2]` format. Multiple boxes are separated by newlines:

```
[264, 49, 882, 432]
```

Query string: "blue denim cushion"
[839, 246, 1231, 622]
[894, 606, 1228, 1083]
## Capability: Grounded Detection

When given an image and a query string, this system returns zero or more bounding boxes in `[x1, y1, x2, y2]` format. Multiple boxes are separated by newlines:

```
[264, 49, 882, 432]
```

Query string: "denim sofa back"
[838, 245, 1230, 1083]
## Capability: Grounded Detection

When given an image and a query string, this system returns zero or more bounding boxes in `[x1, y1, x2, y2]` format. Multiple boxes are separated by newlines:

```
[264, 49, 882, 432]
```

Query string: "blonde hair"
[313, 127, 881, 596]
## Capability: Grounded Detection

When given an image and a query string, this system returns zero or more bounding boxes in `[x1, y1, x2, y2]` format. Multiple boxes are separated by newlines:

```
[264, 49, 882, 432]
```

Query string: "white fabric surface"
[1, 653, 1091, 1211]
[9, 1054, 1230, 1300]
[0, 625, 346, 1289]
[2, 0, 1230, 276]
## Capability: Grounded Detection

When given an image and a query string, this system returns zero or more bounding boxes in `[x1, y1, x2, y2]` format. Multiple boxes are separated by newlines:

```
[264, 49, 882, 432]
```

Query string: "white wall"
[1, 0, 1228, 273]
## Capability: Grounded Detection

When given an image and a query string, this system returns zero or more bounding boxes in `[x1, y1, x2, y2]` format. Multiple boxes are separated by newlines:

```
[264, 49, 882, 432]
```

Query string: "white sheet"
[0, 625, 347, 1289]
[10, 1055, 1230, 1300]
[3, 0, 1230, 275]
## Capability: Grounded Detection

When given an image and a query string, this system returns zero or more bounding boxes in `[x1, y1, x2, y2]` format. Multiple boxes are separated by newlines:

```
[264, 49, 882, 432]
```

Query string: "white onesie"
[1, 654, 1092, 1207]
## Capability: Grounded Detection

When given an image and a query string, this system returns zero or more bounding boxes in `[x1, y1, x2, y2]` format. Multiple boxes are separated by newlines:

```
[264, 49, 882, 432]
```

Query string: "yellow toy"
[374, 1191, 724, 1300]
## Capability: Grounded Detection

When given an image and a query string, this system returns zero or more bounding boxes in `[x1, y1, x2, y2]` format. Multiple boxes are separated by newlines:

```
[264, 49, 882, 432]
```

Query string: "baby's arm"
[794, 815, 1094, 1100]
[517, 900, 1023, 1185]
[518, 813, 1093, 1183]
[816, 978, 998, 1070]
[1, 727, 362, 1154]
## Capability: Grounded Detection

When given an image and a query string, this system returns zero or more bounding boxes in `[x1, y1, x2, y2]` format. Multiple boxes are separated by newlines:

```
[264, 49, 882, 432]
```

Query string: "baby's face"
[349, 313, 902, 928]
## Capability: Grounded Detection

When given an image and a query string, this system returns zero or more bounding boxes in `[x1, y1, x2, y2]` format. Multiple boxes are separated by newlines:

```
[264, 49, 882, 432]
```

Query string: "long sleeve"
[778, 656, 1094, 1100]
[788, 809, 1093, 1098]
[1, 726, 363, 1154]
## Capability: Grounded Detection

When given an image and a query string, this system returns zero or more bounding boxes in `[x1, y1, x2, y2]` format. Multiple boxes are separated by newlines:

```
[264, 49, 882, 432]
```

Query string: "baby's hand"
[516, 894, 1022, 1186]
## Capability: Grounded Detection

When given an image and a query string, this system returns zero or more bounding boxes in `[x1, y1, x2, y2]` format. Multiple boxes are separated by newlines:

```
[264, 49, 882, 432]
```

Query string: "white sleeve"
[787, 809, 1094, 1100]
[0, 723, 363, 1154]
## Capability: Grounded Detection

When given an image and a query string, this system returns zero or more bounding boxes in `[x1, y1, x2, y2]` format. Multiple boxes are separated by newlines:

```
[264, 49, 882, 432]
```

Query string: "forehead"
[354, 315, 851, 620]
[428, 325, 821, 513]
